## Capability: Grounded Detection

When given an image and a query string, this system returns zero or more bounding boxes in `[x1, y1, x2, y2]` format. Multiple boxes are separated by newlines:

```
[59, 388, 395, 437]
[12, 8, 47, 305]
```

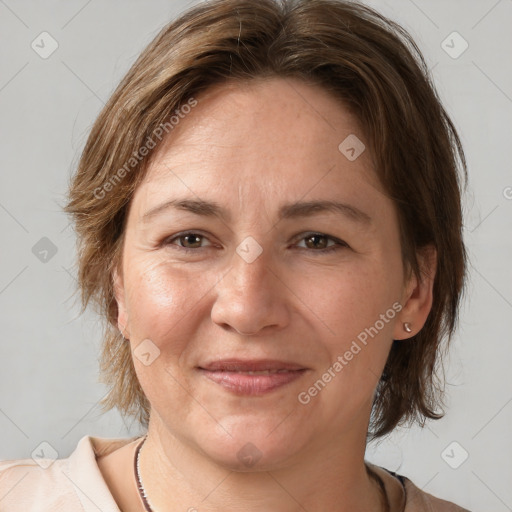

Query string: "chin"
[192, 418, 311, 471]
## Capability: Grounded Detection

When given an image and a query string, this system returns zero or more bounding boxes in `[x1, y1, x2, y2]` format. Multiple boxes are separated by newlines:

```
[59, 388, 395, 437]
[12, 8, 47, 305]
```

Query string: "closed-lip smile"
[199, 358, 307, 372]
[197, 359, 309, 395]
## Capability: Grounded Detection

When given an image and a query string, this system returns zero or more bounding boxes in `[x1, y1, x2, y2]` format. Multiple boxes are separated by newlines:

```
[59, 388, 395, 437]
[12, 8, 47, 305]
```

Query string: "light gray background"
[0, 1, 511, 510]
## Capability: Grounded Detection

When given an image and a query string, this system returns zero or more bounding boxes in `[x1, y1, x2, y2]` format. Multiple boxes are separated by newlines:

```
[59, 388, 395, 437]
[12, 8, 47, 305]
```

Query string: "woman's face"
[115, 77, 422, 469]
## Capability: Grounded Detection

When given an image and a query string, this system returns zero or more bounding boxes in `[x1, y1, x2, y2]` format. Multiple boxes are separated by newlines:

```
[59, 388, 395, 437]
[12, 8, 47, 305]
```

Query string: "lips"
[199, 359, 306, 372]
[197, 359, 308, 395]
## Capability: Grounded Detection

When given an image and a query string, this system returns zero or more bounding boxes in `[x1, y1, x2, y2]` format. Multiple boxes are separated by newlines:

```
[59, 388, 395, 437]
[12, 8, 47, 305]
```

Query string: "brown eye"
[295, 233, 348, 253]
[304, 234, 329, 249]
[179, 233, 203, 248]
[166, 232, 211, 250]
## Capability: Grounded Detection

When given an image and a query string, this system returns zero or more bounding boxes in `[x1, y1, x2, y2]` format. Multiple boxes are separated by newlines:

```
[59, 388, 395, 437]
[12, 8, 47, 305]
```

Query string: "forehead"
[133, 77, 387, 220]
[149, 77, 369, 169]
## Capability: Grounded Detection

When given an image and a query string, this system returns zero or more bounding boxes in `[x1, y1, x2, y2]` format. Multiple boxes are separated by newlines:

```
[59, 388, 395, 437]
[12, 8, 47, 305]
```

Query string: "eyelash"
[163, 231, 348, 254]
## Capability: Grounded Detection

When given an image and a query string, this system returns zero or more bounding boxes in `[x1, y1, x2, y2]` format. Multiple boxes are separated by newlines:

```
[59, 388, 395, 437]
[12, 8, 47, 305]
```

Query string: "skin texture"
[103, 77, 436, 511]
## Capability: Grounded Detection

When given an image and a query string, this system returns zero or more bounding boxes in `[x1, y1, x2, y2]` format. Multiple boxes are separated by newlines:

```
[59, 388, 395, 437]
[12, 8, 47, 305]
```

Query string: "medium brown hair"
[65, 0, 467, 438]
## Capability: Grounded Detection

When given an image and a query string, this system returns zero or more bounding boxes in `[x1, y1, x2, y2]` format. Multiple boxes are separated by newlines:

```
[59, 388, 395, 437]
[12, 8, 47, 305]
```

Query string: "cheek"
[299, 269, 400, 411]
[291, 265, 400, 428]
[122, 256, 212, 353]
[309, 261, 401, 371]
[311, 261, 397, 331]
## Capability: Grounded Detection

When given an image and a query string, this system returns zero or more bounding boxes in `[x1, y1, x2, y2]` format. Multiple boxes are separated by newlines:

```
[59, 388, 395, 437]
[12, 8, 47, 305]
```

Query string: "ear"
[393, 245, 437, 340]
[113, 265, 130, 339]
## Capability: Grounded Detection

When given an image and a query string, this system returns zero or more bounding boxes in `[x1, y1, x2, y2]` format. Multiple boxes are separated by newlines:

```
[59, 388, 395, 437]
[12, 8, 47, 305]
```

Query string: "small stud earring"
[403, 322, 412, 333]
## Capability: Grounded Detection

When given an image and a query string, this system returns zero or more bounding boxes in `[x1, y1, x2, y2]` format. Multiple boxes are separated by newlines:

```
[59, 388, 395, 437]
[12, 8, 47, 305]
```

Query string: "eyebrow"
[142, 198, 372, 225]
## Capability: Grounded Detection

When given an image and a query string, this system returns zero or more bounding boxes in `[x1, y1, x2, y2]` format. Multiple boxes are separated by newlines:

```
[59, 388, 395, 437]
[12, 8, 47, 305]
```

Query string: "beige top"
[0, 435, 470, 511]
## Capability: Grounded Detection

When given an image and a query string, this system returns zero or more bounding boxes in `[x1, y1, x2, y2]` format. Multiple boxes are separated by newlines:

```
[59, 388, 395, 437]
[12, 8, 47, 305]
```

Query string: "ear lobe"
[393, 245, 437, 340]
[113, 266, 129, 338]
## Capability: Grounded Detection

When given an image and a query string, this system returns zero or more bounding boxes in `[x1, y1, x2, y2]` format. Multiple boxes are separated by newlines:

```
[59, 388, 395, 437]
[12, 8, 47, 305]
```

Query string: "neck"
[138, 413, 385, 512]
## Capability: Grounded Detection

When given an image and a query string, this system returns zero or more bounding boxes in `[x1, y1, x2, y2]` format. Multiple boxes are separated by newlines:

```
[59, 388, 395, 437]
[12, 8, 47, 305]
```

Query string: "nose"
[210, 245, 290, 336]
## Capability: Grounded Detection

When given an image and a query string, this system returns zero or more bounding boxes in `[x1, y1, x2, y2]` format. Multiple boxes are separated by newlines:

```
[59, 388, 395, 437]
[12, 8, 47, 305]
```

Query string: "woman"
[0, 0, 470, 510]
